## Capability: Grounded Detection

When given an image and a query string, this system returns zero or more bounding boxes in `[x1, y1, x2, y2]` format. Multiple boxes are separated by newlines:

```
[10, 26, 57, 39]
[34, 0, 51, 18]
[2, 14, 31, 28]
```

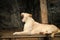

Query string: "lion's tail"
[53, 29, 60, 34]
[57, 29, 60, 33]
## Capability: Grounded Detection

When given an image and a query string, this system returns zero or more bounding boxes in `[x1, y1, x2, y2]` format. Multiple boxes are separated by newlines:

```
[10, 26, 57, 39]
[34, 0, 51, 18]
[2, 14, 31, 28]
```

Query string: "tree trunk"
[40, 0, 48, 24]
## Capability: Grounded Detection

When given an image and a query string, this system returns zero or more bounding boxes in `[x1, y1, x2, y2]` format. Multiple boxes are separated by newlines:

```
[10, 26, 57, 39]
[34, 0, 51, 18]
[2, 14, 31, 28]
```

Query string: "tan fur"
[13, 13, 60, 37]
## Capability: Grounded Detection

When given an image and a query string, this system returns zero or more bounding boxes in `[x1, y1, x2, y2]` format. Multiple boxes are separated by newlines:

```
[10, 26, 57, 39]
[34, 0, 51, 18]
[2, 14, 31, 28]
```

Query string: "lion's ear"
[21, 13, 23, 17]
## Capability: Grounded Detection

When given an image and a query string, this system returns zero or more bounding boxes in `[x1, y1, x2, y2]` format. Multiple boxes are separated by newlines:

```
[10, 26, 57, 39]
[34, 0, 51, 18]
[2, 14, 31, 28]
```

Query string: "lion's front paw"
[13, 32, 19, 35]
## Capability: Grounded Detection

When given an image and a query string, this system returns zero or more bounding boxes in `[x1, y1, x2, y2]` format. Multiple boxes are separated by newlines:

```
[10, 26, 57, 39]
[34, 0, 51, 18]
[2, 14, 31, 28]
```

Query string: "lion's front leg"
[13, 31, 31, 35]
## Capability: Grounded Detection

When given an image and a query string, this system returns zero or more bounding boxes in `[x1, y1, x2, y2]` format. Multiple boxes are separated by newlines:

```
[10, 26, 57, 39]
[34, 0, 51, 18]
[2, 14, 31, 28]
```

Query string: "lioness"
[13, 13, 60, 37]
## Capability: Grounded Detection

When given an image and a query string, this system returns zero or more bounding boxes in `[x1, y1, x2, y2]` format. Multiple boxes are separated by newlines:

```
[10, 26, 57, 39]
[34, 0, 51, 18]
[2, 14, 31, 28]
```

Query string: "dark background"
[0, 0, 60, 30]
